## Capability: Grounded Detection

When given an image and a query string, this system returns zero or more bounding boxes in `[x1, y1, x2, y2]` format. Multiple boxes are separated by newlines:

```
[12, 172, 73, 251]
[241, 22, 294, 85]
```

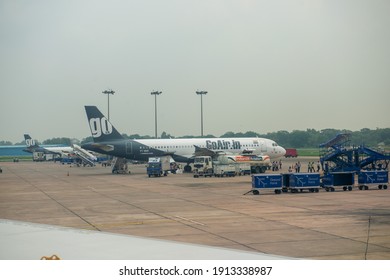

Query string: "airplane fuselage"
[82, 137, 286, 163]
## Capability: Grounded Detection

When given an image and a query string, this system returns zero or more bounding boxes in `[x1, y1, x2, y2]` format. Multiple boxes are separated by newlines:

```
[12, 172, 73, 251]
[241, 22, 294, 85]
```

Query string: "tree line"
[1, 128, 389, 148]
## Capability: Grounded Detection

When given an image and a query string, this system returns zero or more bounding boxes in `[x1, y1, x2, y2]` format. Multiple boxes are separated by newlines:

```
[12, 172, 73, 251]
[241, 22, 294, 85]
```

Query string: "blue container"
[284, 173, 320, 193]
[252, 174, 283, 194]
[289, 173, 320, 187]
[358, 170, 388, 190]
[322, 172, 355, 192]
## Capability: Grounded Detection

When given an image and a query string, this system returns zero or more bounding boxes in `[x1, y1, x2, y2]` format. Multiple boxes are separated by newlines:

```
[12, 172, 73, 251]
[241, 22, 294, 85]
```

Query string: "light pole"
[151, 91, 162, 139]
[102, 89, 115, 121]
[196, 90, 207, 137]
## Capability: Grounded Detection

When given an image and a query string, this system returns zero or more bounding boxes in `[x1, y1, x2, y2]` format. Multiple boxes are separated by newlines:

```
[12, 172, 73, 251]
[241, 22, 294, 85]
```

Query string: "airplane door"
[260, 141, 267, 153]
[126, 141, 133, 156]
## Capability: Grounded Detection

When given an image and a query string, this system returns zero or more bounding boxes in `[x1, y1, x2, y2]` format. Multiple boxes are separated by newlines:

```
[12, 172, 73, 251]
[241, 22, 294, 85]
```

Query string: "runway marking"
[85, 219, 179, 230]
[174, 216, 205, 226]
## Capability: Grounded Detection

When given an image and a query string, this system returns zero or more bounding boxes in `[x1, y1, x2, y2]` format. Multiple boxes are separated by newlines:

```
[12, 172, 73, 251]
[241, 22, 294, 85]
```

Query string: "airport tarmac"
[1, 157, 389, 259]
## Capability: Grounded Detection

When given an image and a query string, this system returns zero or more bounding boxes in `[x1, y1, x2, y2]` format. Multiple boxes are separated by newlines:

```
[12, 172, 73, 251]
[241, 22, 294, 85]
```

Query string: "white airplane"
[82, 106, 286, 171]
[24, 134, 97, 165]
[24, 134, 74, 156]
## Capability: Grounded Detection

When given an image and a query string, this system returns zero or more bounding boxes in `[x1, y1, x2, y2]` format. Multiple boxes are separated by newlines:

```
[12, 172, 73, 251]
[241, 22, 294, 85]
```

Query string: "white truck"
[33, 151, 45, 162]
[193, 155, 236, 177]
[193, 154, 270, 178]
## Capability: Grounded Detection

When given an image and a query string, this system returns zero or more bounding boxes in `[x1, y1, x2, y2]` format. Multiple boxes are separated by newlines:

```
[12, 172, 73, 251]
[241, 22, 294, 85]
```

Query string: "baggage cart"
[251, 174, 283, 195]
[358, 170, 388, 190]
[283, 173, 320, 193]
[321, 172, 355, 192]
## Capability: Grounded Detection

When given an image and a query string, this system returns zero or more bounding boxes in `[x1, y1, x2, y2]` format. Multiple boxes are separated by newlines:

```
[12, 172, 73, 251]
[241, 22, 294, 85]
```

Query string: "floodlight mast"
[196, 90, 207, 137]
[151, 91, 162, 139]
[102, 89, 115, 121]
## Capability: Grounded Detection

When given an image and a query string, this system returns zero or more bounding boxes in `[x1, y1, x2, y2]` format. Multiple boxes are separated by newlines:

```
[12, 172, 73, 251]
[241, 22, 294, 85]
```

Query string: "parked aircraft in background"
[23, 134, 73, 156]
[24, 134, 97, 165]
[82, 106, 286, 170]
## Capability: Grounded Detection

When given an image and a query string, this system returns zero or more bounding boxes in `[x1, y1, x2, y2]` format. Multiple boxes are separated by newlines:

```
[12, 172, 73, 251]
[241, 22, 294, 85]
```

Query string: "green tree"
[43, 137, 72, 146]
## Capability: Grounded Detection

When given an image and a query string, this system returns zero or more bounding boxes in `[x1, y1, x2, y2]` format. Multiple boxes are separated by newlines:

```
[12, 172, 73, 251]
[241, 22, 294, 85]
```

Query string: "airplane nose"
[280, 147, 286, 156]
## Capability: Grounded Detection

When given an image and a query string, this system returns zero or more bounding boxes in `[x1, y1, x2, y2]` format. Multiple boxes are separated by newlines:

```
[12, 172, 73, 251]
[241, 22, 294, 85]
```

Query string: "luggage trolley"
[358, 170, 388, 190]
[321, 172, 355, 192]
[251, 174, 283, 195]
[283, 173, 320, 193]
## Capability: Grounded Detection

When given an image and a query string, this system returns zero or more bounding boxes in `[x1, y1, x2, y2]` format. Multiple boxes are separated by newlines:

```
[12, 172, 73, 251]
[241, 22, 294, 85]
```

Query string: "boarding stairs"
[72, 144, 96, 166]
[356, 146, 390, 170]
[320, 133, 390, 174]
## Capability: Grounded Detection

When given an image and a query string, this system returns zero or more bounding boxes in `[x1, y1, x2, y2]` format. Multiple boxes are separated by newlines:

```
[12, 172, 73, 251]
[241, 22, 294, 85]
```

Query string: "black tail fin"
[24, 134, 39, 148]
[84, 106, 124, 142]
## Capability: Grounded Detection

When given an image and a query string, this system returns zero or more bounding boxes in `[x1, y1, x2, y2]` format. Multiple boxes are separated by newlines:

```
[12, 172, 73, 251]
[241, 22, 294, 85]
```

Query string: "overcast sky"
[1, 0, 389, 143]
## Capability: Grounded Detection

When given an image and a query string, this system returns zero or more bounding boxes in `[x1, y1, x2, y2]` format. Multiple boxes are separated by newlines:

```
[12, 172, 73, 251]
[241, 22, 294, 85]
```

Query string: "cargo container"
[321, 172, 355, 192]
[358, 170, 388, 190]
[282, 173, 320, 193]
[251, 174, 283, 195]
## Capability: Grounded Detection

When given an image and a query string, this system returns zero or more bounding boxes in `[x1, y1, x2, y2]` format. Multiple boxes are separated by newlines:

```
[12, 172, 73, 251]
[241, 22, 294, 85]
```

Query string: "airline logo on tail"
[89, 117, 113, 138]
[25, 138, 36, 147]
[85, 106, 124, 142]
[24, 134, 37, 148]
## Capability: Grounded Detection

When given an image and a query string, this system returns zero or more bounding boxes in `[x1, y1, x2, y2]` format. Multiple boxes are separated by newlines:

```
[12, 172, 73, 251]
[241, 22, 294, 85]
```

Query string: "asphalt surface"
[1, 157, 389, 259]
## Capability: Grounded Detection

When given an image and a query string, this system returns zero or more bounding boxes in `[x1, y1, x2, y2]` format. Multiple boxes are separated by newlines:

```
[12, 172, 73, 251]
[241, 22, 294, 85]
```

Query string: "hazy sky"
[1, 0, 389, 143]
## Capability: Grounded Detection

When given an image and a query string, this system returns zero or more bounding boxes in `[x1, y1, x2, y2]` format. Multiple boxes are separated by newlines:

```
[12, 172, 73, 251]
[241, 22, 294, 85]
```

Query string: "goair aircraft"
[24, 134, 74, 155]
[82, 106, 286, 170]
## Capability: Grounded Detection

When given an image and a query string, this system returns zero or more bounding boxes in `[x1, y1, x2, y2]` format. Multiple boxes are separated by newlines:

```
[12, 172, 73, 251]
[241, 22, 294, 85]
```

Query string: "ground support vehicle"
[193, 156, 214, 177]
[72, 144, 95, 167]
[357, 170, 388, 190]
[193, 155, 270, 178]
[112, 157, 129, 174]
[321, 172, 355, 192]
[147, 156, 171, 177]
[319, 133, 390, 173]
[193, 167, 214, 177]
[251, 174, 283, 195]
[61, 157, 74, 164]
[193, 156, 236, 177]
[284, 148, 298, 158]
[213, 164, 237, 177]
[33, 152, 45, 162]
[282, 173, 320, 193]
[236, 163, 251, 175]
[232, 155, 270, 174]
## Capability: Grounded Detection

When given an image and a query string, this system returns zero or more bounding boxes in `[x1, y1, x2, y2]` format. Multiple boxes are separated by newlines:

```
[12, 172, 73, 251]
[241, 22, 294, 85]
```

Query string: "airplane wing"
[193, 145, 217, 157]
[193, 145, 240, 157]
[162, 151, 176, 157]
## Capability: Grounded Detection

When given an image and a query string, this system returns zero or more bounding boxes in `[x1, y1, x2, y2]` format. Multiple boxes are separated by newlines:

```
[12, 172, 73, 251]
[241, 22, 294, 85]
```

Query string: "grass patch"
[296, 148, 320, 157]
[0, 156, 32, 162]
